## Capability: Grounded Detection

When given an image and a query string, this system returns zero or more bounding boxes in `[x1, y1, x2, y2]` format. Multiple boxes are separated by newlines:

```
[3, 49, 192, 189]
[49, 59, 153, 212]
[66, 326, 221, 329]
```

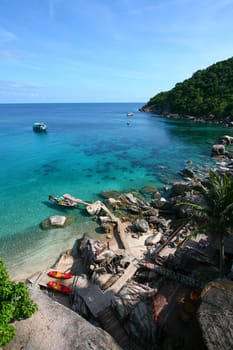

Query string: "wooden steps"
[98, 306, 133, 350]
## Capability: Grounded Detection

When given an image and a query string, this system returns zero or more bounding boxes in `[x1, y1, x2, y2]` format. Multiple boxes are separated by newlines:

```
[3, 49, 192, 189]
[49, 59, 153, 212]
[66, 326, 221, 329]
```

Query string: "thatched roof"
[198, 280, 233, 350]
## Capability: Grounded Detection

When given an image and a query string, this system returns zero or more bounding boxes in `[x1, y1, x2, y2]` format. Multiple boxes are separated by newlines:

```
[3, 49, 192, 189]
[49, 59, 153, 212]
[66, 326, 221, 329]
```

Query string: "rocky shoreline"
[6, 137, 233, 350]
[139, 107, 233, 128]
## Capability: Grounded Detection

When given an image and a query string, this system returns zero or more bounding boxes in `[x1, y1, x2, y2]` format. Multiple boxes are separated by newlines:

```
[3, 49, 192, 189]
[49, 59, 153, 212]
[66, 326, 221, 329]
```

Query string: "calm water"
[0, 103, 230, 279]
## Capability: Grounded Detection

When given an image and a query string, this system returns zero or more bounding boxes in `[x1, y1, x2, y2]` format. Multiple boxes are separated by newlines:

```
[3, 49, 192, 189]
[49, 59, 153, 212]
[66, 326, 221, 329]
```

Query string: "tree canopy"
[143, 56, 233, 120]
[184, 170, 233, 277]
[0, 258, 38, 346]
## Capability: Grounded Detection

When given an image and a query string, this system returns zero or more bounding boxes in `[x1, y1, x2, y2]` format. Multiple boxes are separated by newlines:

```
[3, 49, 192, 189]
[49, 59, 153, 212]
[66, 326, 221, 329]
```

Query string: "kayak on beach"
[48, 270, 73, 279]
[47, 281, 72, 294]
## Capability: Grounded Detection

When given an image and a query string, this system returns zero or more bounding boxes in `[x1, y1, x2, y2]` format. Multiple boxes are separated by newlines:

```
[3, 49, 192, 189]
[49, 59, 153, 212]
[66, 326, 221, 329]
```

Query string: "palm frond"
[180, 223, 209, 246]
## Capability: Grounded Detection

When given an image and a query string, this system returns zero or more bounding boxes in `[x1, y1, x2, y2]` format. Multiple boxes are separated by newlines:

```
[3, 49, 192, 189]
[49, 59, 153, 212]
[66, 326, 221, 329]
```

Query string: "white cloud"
[0, 29, 16, 43]
[0, 50, 20, 59]
[0, 80, 38, 90]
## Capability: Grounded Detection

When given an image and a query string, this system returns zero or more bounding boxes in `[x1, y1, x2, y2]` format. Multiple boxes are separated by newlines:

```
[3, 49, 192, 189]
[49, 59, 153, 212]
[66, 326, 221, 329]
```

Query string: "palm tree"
[184, 170, 233, 278]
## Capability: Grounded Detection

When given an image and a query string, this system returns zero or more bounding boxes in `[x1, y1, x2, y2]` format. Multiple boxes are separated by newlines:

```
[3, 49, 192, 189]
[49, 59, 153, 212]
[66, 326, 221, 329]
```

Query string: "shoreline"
[13, 141, 233, 283]
[9, 167, 233, 350]
[140, 108, 233, 127]
[22, 187, 206, 349]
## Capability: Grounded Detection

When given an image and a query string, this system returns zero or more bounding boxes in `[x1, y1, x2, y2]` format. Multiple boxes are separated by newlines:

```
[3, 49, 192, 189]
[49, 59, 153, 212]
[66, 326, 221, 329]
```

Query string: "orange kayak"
[47, 281, 72, 294]
[48, 270, 73, 279]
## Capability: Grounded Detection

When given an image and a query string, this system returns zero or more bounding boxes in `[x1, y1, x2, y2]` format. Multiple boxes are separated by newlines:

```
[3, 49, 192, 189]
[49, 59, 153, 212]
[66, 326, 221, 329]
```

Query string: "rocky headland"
[140, 56, 233, 126]
[139, 106, 233, 128]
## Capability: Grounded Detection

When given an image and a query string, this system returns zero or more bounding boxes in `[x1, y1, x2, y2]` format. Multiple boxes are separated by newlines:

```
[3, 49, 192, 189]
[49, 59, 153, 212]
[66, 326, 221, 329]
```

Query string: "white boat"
[127, 112, 134, 116]
[33, 122, 47, 132]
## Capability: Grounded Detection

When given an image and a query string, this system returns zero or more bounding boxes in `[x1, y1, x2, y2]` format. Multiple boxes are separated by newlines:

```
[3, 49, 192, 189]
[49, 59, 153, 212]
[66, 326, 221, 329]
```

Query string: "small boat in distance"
[47, 281, 72, 294]
[127, 112, 134, 116]
[48, 270, 73, 279]
[49, 194, 78, 208]
[33, 122, 47, 132]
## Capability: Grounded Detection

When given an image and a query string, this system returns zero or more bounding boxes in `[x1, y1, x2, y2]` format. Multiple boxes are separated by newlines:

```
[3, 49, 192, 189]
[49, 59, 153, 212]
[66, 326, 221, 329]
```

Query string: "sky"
[0, 0, 233, 103]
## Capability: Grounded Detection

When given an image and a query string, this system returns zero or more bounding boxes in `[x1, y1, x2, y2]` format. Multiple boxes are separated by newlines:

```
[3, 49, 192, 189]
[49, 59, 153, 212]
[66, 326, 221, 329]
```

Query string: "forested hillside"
[141, 57, 233, 121]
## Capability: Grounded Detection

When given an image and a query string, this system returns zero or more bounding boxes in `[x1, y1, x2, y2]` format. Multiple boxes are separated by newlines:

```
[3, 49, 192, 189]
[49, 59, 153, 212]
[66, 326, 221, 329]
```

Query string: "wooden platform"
[62, 193, 90, 206]
[107, 259, 138, 295]
[74, 275, 114, 318]
[27, 253, 75, 291]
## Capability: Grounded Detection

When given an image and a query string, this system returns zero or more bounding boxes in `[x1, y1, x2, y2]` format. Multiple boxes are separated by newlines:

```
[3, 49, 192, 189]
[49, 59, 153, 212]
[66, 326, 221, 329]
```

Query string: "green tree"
[0, 258, 38, 346]
[184, 170, 233, 278]
[142, 56, 233, 119]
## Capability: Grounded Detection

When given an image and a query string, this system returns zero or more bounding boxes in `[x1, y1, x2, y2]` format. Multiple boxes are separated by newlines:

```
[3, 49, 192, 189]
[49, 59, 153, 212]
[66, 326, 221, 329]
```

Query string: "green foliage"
[144, 56, 233, 119]
[0, 258, 38, 346]
[0, 324, 15, 347]
[192, 171, 233, 235]
[184, 170, 233, 277]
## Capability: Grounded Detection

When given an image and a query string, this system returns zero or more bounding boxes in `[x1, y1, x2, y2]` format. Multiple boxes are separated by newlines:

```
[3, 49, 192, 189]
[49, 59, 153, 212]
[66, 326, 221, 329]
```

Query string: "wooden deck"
[91, 201, 132, 252]
[73, 275, 114, 318]
[107, 258, 138, 294]
[62, 193, 90, 206]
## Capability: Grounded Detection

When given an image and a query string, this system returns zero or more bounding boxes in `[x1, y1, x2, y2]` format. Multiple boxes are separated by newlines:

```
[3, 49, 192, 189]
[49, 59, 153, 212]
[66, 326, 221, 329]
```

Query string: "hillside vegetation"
[141, 57, 233, 121]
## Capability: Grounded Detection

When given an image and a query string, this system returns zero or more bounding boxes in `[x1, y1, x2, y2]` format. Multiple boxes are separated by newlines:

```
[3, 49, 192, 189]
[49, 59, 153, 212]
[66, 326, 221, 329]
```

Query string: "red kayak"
[48, 270, 73, 279]
[47, 281, 72, 294]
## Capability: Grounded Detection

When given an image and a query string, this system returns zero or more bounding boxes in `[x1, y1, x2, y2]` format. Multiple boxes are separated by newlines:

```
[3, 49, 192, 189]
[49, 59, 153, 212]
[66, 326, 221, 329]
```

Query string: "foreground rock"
[198, 280, 233, 350]
[4, 287, 122, 350]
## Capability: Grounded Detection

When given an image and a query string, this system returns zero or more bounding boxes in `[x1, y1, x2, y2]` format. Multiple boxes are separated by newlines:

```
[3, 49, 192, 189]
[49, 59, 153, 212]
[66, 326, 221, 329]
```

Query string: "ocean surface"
[0, 102, 230, 280]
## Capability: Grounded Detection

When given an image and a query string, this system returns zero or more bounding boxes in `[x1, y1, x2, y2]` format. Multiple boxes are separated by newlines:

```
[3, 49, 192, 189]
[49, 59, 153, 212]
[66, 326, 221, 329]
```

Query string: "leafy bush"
[0, 258, 38, 346]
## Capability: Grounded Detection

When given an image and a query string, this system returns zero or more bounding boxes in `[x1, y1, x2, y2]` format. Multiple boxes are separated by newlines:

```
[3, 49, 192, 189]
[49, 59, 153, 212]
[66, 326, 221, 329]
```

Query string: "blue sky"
[0, 0, 233, 103]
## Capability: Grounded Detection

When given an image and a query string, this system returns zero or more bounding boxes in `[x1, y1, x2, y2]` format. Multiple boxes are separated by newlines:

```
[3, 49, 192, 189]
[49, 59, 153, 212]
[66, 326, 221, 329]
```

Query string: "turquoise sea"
[0, 103, 230, 279]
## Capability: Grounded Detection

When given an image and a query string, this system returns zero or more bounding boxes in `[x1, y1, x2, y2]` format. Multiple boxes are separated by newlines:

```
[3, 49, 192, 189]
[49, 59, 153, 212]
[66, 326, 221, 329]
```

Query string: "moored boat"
[127, 112, 134, 116]
[47, 281, 72, 294]
[33, 122, 47, 132]
[48, 270, 73, 279]
[49, 194, 78, 207]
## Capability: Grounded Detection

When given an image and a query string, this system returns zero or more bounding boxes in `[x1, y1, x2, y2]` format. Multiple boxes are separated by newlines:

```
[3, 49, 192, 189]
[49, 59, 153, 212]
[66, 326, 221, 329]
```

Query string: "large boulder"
[143, 208, 159, 217]
[170, 182, 191, 197]
[179, 168, 196, 179]
[86, 201, 103, 215]
[40, 215, 73, 229]
[4, 288, 122, 350]
[150, 217, 171, 230]
[125, 193, 138, 204]
[49, 215, 66, 226]
[135, 219, 150, 233]
[127, 204, 141, 214]
[211, 144, 225, 156]
[139, 185, 159, 198]
[105, 198, 122, 209]
[145, 232, 163, 246]
[218, 135, 233, 145]
[150, 198, 167, 209]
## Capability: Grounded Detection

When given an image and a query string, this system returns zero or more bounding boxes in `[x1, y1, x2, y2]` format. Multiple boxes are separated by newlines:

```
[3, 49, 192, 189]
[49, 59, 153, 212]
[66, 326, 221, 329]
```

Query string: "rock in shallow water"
[49, 215, 67, 226]
[40, 215, 74, 229]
